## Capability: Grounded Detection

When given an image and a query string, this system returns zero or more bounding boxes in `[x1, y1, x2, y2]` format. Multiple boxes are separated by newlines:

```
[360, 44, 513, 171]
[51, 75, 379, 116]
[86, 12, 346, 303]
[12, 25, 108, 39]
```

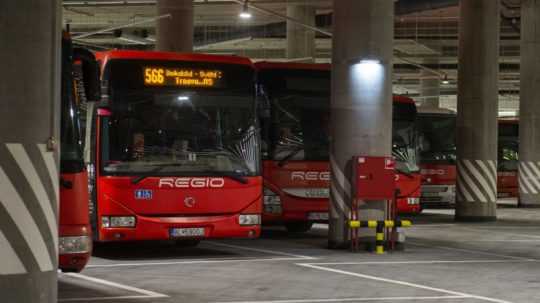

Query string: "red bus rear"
[416, 107, 457, 208]
[498, 118, 519, 198]
[256, 62, 421, 233]
[87, 51, 262, 243]
[59, 34, 100, 272]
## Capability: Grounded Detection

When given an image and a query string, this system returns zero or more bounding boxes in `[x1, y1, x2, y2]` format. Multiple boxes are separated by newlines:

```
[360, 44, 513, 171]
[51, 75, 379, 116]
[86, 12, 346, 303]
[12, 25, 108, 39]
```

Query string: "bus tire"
[285, 222, 313, 233]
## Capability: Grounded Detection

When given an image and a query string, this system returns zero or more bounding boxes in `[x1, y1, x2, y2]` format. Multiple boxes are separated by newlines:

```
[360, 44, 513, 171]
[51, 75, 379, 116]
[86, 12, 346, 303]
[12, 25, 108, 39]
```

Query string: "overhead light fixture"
[239, 0, 252, 19]
[441, 75, 450, 85]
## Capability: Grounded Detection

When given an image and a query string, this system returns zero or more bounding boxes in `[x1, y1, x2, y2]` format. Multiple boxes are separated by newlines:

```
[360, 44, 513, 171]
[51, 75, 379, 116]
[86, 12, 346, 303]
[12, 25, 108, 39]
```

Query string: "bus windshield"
[498, 122, 519, 172]
[417, 114, 456, 164]
[60, 39, 84, 173]
[260, 69, 330, 162]
[393, 102, 420, 174]
[101, 59, 259, 176]
[260, 68, 419, 173]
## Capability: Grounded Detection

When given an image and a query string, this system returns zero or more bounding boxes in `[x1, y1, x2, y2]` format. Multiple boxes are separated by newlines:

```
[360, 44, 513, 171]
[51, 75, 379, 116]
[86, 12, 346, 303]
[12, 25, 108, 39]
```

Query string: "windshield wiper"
[278, 147, 303, 167]
[131, 163, 185, 185]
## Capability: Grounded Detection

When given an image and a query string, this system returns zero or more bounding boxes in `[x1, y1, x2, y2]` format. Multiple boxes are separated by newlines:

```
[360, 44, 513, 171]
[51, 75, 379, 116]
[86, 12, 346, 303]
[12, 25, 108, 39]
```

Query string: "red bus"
[86, 51, 262, 244]
[416, 107, 457, 208]
[498, 118, 519, 198]
[59, 34, 100, 272]
[256, 62, 421, 233]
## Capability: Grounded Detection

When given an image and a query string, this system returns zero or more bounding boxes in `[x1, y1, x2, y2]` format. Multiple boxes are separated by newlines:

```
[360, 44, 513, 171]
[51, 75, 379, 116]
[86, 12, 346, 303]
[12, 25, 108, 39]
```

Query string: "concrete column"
[420, 59, 440, 108]
[518, 0, 540, 207]
[286, 5, 316, 60]
[329, 0, 394, 248]
[0, 0, 61, 302]
[455, 0, 499, 221]
[156, 0, 194, 52]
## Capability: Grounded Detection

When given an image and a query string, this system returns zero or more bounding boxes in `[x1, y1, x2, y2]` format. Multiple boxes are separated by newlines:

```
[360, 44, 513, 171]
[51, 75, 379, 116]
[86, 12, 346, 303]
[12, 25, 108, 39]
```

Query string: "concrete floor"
[59, 201, 540, 303]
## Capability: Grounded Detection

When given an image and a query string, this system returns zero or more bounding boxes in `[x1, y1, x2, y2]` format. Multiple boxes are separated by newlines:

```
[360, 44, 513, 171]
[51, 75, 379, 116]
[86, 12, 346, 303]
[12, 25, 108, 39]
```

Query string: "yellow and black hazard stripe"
[349, 220, 412, 254]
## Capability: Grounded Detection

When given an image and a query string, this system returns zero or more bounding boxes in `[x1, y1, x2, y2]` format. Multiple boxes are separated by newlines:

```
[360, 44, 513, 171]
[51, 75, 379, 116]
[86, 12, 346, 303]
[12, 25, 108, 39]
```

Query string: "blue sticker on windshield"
[135, 189, 153, 200]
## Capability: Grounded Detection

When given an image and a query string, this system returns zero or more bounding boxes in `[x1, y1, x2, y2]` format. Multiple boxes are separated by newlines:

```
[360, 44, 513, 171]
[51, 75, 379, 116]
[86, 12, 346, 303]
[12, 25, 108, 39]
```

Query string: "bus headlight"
[263, 187, 282, 214]
[59, 236, 91, 254]
[239, 214, 261, 226]
[101, 216, 136, 228]
[407, 198, 420, 205]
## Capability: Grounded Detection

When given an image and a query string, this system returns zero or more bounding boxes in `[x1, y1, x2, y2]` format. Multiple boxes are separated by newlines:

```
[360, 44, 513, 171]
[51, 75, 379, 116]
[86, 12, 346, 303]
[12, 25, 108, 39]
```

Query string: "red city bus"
[87, 51, 262, 244]
[59, 34, 100, 272]
[256, 62, 421, 233]
[416, 107, 457, 208]
[498, 118, 519, 198]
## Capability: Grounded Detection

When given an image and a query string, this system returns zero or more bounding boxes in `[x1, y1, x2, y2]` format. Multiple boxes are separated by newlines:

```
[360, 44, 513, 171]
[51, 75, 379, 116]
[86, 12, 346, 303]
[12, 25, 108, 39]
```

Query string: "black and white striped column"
[518, 0, 540, 207]
[455, 0, 498, 221]
[0, 0, 61, 301]
[329, 0, 394, 248]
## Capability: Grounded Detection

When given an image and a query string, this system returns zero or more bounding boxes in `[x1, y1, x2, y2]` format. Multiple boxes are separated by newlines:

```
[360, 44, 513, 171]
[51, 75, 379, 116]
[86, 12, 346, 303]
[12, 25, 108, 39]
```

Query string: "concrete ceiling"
[62, 0, 523, 114]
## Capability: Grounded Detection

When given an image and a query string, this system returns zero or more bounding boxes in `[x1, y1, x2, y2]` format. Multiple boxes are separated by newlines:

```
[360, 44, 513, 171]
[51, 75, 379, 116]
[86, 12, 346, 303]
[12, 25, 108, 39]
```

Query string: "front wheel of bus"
[175, 239, 201, 247]
[285, 222, 313, 233]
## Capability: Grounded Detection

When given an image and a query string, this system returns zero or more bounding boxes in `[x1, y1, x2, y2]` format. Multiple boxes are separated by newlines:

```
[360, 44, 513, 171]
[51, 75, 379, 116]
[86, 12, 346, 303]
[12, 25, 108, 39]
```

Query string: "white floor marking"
[409, 224, 458, 228]
[207, 241, 316, 259]
[61, 273, 168, 301]
[306, 259, 536, 265]
[212, 295, 470, 303]
[409, 241, 536, 261]
[297, 263, 513, 303]
[459, 226, 540, 239]
[87, 257, 308, 268]
[464, 239, 540, 242]
[59, 295, 165, 302]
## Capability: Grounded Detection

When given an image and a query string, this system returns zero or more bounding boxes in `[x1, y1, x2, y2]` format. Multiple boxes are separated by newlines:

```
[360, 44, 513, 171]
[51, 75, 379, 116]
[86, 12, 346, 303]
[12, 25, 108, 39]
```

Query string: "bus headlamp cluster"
[263, 187, 282, 214]
[59, 236, 91, 254]
[239, 214, 261, 226]
[101, 216, 136, 228]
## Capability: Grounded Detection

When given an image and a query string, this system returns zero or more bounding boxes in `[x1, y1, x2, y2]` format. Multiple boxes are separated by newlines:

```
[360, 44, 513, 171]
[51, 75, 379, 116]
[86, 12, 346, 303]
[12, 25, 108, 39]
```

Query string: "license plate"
[170, 228, 205, 238]
[308, 212, 328, 221]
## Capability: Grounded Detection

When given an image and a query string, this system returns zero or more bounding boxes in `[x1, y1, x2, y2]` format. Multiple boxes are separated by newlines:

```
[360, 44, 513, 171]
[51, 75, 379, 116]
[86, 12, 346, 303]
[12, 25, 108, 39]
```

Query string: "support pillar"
[0, 0, 61, 302]
[156, 0, 194, 52]
[329, 0, 394, 248]
[420, 59, 440, 108]
[286, 5, 316, 60]
[455, 0, 499, 221]
[518, 0, 540, 207]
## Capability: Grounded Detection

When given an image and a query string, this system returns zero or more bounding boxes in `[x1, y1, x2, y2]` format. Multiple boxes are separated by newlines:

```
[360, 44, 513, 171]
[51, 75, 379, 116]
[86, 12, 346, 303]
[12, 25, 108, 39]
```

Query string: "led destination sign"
[143, 67, 224, 88]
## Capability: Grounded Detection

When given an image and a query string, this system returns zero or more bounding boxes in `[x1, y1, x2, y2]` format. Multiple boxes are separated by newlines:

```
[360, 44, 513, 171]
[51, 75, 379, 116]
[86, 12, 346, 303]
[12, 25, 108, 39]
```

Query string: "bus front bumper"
[98, 213, 261, 242]
[420, 184, 456, 207]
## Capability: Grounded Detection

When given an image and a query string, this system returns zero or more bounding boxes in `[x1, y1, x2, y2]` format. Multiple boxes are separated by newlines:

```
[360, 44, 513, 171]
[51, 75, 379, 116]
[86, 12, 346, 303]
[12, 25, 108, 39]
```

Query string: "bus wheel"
[285, 222, 313, 233]
[175, 239, 201, 247]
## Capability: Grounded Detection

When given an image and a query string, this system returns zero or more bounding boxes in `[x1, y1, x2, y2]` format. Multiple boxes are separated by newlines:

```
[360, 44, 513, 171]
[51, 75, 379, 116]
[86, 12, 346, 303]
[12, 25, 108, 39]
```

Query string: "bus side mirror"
[73, 47, 100, 102]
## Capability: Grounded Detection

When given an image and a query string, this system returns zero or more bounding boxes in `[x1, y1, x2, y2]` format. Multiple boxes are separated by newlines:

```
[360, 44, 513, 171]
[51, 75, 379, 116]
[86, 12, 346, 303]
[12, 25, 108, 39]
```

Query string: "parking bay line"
[87, 257, 310, 268]
[206, 241, 317, 260]
[297, 263, 512, 303]
[212, 295, 470, 303]
[408, 241, 537, 261]
[305, 259, 537, 266]
[59, 273, 168, 302]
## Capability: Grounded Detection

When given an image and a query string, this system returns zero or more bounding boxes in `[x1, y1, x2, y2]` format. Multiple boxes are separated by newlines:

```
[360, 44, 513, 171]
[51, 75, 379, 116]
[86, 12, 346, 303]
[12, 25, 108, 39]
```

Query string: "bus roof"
[95, 50, 254, 67]
[417, 106, 456, 115]
[255, 61, 330, 71]
[393, 95, 416, 105]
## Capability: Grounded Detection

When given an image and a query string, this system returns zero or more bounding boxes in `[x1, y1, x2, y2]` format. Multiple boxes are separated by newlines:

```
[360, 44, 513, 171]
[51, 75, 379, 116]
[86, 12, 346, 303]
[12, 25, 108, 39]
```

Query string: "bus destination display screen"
[143, 67, 224, 88]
